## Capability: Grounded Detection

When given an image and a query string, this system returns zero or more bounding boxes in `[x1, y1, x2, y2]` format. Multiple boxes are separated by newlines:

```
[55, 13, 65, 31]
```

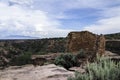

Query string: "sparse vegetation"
[68, 56, 120, 80]
[0, 38, 66, 66]
[105, 32, 120, 39]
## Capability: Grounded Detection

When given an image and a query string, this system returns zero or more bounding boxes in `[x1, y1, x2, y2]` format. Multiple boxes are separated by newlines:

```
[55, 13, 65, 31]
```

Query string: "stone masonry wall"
[66, 31, 105, 56]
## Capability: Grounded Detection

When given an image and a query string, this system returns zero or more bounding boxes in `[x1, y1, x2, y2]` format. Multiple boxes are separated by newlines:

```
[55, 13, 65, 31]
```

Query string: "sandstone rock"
[66, 31, 105, 56]
[0, 64, 74, 80]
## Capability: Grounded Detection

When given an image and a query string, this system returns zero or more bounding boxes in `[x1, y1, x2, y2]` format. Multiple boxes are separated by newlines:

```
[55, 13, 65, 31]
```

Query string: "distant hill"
[105, 32, 120, 40]
[0, 35, 39, 39]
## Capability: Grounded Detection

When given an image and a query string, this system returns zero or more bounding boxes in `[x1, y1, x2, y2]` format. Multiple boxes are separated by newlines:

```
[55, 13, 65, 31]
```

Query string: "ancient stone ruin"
[66, 31, 106, 56]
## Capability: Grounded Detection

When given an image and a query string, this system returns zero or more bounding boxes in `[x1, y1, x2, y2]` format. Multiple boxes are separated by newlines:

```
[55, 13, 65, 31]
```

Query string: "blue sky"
[0, 0, 120, 39]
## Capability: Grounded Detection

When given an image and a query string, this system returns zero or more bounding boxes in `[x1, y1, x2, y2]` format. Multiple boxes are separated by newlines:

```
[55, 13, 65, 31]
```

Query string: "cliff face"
[66, 31, 105, 56]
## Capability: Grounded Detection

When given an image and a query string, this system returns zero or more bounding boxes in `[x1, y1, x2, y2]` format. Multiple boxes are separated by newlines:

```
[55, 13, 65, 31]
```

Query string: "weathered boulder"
[66, 31, 105, 56]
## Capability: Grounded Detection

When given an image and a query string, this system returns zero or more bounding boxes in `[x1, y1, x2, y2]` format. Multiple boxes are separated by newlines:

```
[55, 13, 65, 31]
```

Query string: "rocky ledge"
[0, 64, 74, 80]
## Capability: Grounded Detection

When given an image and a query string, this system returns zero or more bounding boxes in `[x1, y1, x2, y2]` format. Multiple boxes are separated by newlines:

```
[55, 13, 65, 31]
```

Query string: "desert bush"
[54, 53, 79, 69]
[68, 56, 120, 80]
[10, 52, 32, 66]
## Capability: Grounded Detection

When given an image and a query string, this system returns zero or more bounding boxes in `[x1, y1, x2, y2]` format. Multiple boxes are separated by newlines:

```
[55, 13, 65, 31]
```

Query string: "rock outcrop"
[0, 64, 74, 80]
[66, 31, 105, 56]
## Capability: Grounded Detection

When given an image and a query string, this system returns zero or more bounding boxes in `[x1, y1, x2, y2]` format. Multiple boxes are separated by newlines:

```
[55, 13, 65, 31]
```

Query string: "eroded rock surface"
[0, 64, 74, 80]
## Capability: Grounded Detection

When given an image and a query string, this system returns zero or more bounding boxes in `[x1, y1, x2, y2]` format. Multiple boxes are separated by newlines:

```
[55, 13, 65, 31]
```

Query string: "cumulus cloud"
[31, 0, 120, 35]
[0, 0, 120, 39]
[0, 1, 70, 38]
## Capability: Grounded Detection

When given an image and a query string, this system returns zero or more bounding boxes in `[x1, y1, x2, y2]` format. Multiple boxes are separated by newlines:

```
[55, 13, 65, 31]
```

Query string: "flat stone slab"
[0, 64, 74, 80]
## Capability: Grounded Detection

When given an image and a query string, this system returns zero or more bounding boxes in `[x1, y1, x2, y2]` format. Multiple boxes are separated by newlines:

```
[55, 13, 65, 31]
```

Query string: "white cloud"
[0, 0, 120, 39]
[0, 2, 70, 38]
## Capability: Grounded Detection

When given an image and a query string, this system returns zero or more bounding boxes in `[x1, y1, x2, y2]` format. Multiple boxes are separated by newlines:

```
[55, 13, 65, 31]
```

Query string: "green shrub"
[10, 52, 32, 66]
[68, 56, 120, 80]
[54, 53, 79, 69]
